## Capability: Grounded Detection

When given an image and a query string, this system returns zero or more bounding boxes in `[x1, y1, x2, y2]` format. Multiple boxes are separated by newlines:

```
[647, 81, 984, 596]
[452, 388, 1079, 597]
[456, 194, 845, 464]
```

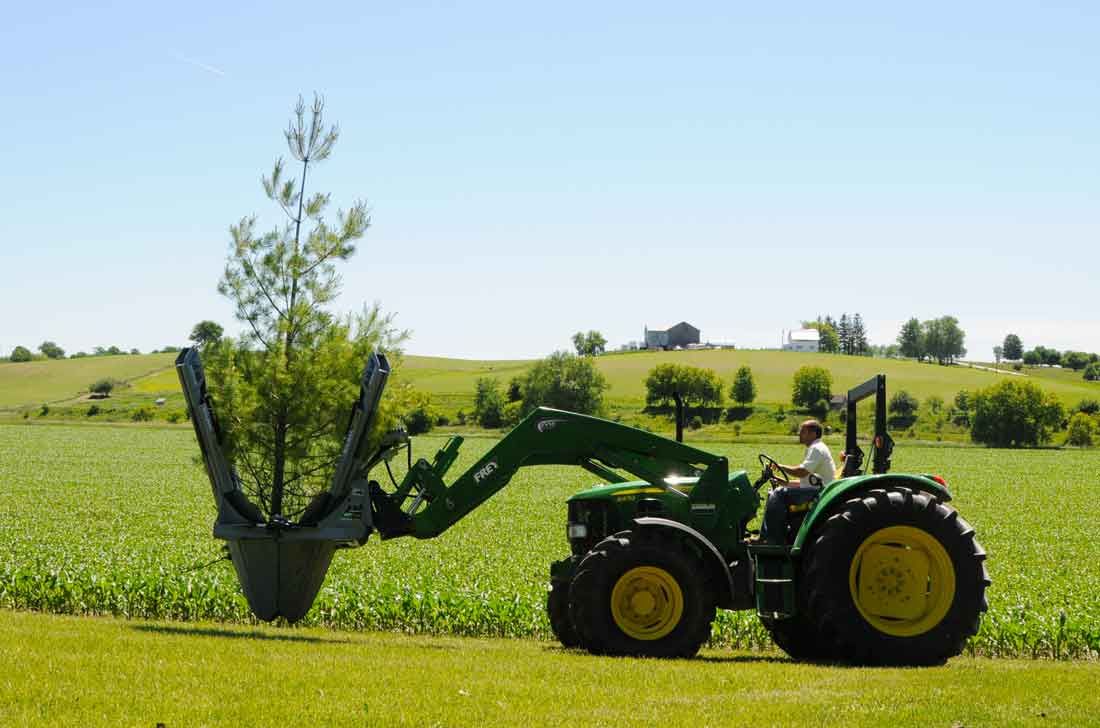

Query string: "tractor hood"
[567, 470, 753, 502]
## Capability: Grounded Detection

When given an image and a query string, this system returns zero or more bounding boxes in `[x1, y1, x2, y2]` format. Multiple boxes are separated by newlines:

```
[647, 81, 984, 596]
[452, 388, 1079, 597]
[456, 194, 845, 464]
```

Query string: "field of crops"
[1, 423, 1098, 658]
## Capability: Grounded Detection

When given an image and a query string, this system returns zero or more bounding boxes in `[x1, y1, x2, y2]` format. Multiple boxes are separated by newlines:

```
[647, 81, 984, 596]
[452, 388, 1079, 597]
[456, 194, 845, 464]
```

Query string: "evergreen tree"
[837, 314, 851, 355]
[206, 95, 407, 520]
[851, 313, 869, 356]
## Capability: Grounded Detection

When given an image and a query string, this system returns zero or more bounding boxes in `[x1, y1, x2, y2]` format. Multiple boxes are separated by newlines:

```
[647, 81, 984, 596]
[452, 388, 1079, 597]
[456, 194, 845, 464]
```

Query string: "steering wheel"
[757, 453, 790, 489]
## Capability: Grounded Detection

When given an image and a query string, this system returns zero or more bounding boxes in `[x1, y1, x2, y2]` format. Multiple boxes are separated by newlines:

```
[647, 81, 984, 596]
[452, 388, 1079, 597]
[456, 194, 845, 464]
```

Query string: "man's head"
[798, 419, 823, 445]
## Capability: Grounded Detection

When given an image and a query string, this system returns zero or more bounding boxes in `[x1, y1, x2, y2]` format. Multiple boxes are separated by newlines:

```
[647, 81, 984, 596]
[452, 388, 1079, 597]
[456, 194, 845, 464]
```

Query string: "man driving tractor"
[759, 419, 837, 544]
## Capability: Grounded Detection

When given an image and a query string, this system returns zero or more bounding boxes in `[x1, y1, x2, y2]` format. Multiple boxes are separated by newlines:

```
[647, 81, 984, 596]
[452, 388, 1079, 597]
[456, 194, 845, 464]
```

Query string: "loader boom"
[369, 407, 730, 540]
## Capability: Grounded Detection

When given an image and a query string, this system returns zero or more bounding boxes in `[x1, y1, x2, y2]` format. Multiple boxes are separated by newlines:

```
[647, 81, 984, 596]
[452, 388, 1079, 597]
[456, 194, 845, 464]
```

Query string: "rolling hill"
[0, 353, 176, 410]
[1, 348, 1095, 417]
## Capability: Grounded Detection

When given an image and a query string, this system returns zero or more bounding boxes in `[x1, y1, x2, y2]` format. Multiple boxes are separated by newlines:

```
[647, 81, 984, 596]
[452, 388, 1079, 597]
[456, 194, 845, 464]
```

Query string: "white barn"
[783, 329, 820, 353]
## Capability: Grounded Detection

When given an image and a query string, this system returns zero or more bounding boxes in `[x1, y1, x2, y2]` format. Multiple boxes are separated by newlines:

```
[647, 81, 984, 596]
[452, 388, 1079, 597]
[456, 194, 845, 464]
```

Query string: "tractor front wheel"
[569, 531, 715, 658]
[804, 487, 989, 666]
[547, 579, 580, 648]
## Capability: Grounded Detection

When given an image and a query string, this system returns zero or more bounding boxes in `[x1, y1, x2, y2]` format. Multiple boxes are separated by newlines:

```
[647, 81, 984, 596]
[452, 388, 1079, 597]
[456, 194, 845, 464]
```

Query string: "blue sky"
[2, 2, 1097, 359]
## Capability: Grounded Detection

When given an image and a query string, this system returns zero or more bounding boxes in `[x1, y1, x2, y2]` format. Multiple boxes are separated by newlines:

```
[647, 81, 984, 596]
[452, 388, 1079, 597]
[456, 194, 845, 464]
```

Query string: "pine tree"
[837, 314, 851, 355]
[851, 313, 869, 356]
[207, 95, 407, 520]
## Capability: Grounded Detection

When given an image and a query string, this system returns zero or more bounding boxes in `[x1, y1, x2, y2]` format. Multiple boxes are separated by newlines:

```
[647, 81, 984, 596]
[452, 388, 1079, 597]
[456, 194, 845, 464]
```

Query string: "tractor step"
[748, 543, 797, 620]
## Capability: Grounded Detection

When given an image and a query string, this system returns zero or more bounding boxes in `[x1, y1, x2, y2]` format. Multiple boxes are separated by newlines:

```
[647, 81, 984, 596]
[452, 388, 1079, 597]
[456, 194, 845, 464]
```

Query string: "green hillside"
[3, 349, 1095, 425]
[399, 349, 1099, 408]
[0, 353, 176, 410]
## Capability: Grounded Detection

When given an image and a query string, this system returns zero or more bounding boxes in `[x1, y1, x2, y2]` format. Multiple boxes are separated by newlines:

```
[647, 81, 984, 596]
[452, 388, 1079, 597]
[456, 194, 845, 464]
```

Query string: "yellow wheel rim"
[610, 566, 684, 641]
[848, 525, 956, 637]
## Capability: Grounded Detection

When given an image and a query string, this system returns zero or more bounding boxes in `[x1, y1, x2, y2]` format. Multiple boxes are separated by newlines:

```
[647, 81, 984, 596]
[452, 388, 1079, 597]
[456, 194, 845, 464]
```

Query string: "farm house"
[783, 328, 820, 353]
[644, 322, 700, 350]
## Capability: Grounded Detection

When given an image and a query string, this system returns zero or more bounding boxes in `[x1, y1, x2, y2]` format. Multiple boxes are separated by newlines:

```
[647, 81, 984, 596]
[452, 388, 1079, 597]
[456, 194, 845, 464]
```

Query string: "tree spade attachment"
[176, 348, 389, 621]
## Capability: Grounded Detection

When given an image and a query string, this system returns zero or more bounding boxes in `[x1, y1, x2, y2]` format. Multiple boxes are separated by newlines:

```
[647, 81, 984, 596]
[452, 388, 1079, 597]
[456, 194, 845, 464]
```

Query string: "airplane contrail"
[174, 53, 226, 77]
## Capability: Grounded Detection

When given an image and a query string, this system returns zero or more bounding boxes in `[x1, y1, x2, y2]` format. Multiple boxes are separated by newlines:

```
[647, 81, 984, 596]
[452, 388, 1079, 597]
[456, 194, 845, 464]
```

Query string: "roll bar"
[840, 374, 894, 478]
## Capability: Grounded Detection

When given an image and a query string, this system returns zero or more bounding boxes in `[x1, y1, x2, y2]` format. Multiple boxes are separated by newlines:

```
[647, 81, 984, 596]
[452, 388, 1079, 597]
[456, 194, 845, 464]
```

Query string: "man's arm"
[778, 464, 810, 479]
[778, 447, 825, 481]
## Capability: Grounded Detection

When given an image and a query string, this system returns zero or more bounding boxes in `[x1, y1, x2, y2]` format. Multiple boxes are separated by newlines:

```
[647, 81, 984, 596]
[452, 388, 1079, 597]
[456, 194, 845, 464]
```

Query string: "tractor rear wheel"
[761, 612, 837, 662]
[569, 531, 715, 658]
[547, 579, 580, 648]
[803, 486, 990, 666]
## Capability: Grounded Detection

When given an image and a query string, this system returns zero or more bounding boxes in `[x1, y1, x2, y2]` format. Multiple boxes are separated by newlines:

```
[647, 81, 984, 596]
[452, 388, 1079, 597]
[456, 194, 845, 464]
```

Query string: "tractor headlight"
[567, 523, 588, 540]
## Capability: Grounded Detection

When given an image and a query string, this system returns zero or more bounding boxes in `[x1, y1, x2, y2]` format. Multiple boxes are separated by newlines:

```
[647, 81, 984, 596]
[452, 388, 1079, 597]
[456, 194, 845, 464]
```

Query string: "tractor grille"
[568, 500, 613, 556]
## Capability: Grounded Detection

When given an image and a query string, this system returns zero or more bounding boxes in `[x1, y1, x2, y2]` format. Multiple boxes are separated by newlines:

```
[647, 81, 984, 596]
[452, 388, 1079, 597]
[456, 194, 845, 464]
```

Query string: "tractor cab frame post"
[841, 374, 895, 478]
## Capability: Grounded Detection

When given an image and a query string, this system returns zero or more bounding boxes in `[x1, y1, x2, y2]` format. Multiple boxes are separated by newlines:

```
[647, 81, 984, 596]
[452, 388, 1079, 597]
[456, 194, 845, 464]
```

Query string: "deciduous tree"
[971, 379, 1064, 447]
[1002, 334, 1023, 361]
[645, 363, 724, 408]
[190, 321, 225, 349]
[731, 365, 757, 407]
[38, 341, 65, 359]
[521, 351, 608, 415]
[791, 366, 832, 412]
[1066, 413, 1096, 447]
[572, 331, 607, 356]
[897, 318, 924, 360]
[474, 377, 504, 428]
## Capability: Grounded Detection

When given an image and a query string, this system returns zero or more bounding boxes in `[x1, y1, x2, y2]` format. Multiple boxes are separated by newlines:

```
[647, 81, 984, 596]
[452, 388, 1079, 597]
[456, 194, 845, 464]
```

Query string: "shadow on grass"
[540, 645, 798, 664]
[132, 624, 348, 644]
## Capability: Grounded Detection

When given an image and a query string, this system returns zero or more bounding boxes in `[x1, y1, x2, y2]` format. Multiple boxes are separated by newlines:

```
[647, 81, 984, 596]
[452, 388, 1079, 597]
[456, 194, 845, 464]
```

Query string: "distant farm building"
[645, 322, 701, 350]
[783, 328, 820, 353]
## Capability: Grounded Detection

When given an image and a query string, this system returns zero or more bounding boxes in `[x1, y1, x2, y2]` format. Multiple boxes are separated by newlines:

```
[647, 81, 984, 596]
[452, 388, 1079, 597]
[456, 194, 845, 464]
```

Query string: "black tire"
[547, 579, 580, 648]
[761, 612, 837, 662]
[803, 486, 990, 666]
[569, 530, 716, 658]
[760, 555, 838, 662]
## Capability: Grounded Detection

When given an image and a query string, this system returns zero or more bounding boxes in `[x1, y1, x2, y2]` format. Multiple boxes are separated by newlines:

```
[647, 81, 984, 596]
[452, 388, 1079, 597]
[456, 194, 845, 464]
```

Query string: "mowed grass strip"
[1, 609, 1096, 728]
[0, 353, 176, 409]
[1, 424, 1098, 657]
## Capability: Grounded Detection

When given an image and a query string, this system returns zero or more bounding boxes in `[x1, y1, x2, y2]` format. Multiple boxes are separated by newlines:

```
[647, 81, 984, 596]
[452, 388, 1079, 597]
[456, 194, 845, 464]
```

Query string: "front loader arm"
[370, 407, 729, 540]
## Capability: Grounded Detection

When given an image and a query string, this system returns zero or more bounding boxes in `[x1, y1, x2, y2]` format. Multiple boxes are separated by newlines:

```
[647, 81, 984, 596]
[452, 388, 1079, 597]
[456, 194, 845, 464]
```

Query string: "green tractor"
[178, 350, 989, 665]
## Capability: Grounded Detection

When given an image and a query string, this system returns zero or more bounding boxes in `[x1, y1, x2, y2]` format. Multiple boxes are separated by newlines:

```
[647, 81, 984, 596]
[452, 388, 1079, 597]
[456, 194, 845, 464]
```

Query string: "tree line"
[895, 316, 967, 365]
[801, 314, 869, 355]
[3, 342, 151, 362]
[2, 321, 225, 364]
[996, 333, 1099, 381]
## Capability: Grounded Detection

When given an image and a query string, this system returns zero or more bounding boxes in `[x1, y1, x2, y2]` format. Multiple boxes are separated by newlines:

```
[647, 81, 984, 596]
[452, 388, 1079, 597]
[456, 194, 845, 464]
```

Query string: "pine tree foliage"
[206, 95, 408, 520]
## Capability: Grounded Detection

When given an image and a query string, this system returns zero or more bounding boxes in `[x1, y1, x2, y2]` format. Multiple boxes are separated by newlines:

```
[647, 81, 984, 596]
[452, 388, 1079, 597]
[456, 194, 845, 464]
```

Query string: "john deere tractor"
[178, 350, 989, 665]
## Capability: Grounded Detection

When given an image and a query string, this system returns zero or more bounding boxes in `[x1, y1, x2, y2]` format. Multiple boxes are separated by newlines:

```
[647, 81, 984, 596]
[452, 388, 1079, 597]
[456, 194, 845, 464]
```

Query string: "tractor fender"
[632, 517, 737, 608]
[790, 474, 953, 555]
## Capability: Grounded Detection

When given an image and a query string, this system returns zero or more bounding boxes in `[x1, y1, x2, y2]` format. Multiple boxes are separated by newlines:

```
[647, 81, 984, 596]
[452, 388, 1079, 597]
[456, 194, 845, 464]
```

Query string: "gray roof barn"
[645, 322, 701, 350]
